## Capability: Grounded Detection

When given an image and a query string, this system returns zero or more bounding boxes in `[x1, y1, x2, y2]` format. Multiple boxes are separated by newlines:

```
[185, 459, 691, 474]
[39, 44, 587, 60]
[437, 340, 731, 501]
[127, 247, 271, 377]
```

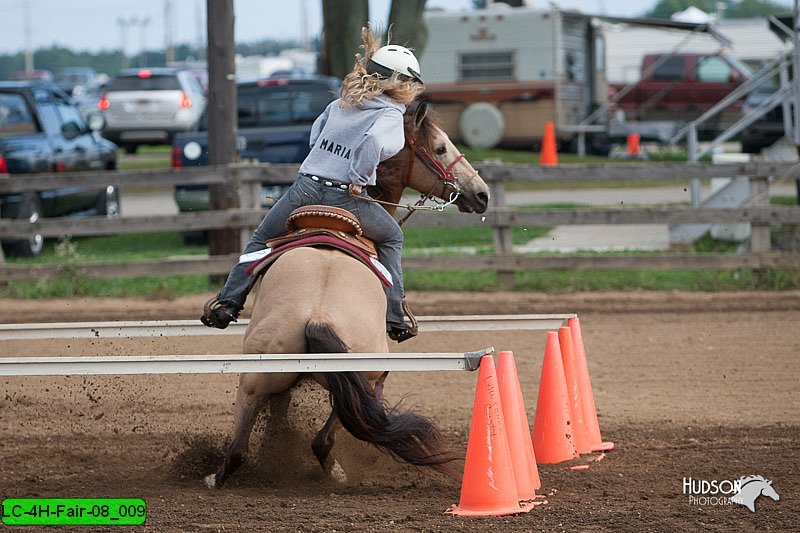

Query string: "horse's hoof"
[204, 474, 218, 489]
[330, 460, 348, 484]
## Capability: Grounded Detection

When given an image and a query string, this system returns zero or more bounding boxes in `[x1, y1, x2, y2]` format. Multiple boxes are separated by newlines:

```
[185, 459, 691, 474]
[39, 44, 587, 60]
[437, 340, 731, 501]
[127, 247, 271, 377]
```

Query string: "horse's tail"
[305, 320, 459, 476]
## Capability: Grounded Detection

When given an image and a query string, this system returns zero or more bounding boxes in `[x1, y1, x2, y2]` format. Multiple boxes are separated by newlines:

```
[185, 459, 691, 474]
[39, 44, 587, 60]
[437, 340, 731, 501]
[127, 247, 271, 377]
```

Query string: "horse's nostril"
[477, 191, 489, 206]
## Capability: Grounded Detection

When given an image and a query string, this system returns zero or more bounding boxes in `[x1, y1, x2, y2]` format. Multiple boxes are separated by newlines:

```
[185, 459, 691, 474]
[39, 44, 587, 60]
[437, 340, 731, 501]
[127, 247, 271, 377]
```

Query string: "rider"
[202, 27, 424, 342]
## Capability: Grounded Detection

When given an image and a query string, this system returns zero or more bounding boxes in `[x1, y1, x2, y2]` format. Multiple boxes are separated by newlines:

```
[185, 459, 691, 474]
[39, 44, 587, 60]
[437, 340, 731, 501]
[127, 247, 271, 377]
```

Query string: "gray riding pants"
[215, 174, 407, 326]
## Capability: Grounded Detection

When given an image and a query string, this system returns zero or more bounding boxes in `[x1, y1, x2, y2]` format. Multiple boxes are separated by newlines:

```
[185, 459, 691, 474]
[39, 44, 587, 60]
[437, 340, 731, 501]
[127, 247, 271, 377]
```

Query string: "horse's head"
[375, 100, 490, 215]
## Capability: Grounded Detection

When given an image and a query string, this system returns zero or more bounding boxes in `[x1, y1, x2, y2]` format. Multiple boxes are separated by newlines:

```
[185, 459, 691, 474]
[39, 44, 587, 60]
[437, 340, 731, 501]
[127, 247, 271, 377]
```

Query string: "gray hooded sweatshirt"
[298, 95, 406, 186]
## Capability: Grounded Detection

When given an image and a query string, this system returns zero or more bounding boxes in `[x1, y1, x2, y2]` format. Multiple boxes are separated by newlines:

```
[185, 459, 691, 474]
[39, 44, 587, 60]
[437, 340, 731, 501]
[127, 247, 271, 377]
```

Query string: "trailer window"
[0, 93, 38, 136]
[459, 52, 514, 81]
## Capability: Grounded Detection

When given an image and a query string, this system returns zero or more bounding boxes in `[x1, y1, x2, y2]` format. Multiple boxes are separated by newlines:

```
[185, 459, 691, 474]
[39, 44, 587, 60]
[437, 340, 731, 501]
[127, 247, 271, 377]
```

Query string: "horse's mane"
[374, 99, 442, 191]
[739, 475, 768, 485]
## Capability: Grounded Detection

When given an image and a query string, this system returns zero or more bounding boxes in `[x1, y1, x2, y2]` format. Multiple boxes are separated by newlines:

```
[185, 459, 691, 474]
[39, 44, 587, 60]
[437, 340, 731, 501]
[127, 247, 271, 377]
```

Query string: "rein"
[355, 132, 466, 226]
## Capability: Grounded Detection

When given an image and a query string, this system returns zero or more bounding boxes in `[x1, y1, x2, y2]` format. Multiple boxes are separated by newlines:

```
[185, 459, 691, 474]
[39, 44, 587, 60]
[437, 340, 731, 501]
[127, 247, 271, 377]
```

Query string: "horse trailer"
[420, 3, 609, 151]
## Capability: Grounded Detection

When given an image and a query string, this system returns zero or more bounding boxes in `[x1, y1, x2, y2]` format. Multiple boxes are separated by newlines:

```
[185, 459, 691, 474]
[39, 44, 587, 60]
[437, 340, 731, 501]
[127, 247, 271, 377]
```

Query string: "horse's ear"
[768, 480, 773, 485]
[413, 100, 428, 130]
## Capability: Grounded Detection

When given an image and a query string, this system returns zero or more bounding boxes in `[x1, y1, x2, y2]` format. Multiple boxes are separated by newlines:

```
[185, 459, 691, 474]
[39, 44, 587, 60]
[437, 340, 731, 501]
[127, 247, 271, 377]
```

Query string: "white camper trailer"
[420, 4, 608, 150]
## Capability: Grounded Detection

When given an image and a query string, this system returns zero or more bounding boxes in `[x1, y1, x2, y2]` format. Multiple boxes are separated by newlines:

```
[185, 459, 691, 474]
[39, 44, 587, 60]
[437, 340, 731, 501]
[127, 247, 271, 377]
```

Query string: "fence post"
[237, 175, 262, 250]
[749, 175, 771, 254]
[489, 171, 514, 290]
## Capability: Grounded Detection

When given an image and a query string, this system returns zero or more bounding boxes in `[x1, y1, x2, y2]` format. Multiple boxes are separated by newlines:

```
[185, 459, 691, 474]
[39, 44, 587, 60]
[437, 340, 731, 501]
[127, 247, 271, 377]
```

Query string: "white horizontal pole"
[0, 315, 574, 341]
[0, 349, 494, 377]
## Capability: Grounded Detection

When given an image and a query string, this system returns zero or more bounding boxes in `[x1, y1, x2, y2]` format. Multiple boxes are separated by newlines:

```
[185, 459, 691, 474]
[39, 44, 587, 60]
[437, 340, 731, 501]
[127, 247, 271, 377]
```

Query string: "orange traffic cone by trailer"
[532, 332, 579, 463]
[497, 350, 541, 499]
[539, 121, 558, 166]
[448, 355, 535, 516]
[568, 317, 614, 452]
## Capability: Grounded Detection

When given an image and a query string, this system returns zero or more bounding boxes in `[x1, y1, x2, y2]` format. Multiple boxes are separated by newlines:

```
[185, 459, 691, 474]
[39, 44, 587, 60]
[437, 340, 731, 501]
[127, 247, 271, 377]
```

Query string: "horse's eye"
[435, 145, 447, 155]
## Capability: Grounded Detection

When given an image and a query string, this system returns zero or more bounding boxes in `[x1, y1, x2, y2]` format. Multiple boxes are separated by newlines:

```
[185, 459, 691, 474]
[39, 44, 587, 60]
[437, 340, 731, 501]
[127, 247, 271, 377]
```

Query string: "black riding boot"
[201, 296, 242, 330]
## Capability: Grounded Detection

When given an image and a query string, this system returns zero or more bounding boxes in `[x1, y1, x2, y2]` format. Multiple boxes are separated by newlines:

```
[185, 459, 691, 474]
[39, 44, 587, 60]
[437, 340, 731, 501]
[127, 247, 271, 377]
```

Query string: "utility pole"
[206, 0, 240, 262]
[139, 16, 151, 67]
[117, 17, 132, 68]
[23, 0, 34, 75]
[164, 0, 175, 65]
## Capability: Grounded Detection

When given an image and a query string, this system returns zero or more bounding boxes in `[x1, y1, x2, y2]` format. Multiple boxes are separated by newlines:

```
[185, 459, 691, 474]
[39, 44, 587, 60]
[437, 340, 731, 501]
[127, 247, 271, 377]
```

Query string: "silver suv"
[99, 67, 206, 154]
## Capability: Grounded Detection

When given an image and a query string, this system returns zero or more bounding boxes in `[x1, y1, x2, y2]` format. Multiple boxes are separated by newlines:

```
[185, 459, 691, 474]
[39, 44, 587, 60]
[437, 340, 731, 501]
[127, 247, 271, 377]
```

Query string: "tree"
[321, 0, 429, 79]
[645, 0, 720, 19]
[727, 0, 788, 18]
[388, 0, 428, 54]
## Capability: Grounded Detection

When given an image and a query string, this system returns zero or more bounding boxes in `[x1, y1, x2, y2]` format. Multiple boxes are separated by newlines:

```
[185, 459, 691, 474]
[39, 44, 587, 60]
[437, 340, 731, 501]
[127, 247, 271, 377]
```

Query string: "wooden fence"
[1, 161, 799, 286]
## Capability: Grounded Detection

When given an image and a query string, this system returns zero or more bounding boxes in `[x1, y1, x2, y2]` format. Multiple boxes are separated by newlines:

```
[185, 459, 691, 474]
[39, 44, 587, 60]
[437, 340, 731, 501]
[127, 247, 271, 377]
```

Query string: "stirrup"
[201, 296, 241, 330]
[388, 300, 419, 343]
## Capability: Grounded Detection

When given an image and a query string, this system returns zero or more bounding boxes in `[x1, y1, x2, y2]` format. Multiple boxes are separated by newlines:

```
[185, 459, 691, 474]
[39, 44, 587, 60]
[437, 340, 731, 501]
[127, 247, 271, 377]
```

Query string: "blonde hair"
[339, 26, 424, 109]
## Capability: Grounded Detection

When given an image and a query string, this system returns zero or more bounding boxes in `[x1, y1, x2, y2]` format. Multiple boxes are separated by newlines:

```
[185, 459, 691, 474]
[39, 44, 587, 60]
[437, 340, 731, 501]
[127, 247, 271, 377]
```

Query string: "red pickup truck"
[609, 52, 752, 137]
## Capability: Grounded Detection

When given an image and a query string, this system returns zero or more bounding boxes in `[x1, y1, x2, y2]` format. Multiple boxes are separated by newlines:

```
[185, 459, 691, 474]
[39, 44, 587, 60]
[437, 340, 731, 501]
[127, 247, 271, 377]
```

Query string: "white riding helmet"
[368, 45, 423, 83]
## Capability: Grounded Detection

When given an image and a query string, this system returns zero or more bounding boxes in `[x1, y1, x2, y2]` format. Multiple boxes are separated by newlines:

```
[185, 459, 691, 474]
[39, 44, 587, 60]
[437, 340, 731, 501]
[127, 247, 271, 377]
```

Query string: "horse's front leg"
[206, 372, 299, 488]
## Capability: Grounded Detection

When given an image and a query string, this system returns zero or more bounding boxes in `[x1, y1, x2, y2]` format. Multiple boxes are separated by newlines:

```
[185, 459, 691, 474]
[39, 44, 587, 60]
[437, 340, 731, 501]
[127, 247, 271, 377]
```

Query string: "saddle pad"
[244, 234, 392, 287]
[267, 227, 377, 258]
[285, 205, 363, 236]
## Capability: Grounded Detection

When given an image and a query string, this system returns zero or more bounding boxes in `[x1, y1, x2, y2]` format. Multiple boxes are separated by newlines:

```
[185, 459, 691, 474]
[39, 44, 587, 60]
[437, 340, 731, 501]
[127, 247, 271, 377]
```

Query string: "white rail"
[0, 315, 574, 341]
[0, 349, 494, 376]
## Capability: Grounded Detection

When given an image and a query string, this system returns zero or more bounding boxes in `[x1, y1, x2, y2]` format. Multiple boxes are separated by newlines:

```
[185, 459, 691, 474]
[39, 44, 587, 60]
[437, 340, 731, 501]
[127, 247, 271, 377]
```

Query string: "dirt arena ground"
[1, 291, 798, 532]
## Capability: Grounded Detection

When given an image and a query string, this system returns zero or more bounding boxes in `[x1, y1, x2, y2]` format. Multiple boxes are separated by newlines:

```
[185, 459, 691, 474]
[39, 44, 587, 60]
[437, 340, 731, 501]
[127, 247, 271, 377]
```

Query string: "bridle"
[395, 131, 465, 225]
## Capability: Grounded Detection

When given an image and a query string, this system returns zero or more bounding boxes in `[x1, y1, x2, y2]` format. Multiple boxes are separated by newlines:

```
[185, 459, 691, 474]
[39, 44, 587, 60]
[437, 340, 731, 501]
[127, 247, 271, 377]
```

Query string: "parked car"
[739, 81, 790, 154]
[172, 75, 340, 243]
[55, 67, 106, 122]
[609, 52, 752, 138]
[11, 70, 54, 83]
[0, 82, 119, 257]
[98, 67, 206, 154]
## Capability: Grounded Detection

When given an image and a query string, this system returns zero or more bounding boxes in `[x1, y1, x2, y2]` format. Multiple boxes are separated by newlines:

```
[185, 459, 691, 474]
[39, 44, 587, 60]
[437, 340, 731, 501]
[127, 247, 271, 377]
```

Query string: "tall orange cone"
[497, 350, 541, 499]
[449, 355, 535, 516]
[569, 317, 614, 452]
[558, 327, 591, 454]
[539, 121, 558, 166]
[625, 132, 641, 157]
[532, 332, 579, 463]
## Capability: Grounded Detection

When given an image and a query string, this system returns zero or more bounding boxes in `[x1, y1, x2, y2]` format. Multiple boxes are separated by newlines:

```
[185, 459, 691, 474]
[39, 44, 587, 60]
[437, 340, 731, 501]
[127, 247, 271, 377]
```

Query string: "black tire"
[123, 144, 138, 155]
[94, 186, 121, 217]
[2, 193, 44, 257]
[181, 230, 208, 245]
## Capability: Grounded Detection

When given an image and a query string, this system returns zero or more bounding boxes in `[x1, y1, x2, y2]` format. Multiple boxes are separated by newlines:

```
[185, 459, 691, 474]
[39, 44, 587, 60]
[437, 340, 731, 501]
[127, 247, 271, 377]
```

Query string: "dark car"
[172, 75, 340, 242]
[739, 82, 790, 154]
[0, 82, 119, 256]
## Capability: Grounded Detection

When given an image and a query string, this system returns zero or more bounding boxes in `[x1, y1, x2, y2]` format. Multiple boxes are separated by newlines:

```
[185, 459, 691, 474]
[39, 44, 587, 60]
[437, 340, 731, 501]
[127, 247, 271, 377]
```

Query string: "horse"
[729, 475, 780, 512]
[205, 100, 490, 488]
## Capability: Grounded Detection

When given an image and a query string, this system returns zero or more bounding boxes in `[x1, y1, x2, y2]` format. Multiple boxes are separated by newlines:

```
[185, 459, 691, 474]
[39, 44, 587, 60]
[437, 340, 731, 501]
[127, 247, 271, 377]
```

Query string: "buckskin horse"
[205, 100, 491, 488]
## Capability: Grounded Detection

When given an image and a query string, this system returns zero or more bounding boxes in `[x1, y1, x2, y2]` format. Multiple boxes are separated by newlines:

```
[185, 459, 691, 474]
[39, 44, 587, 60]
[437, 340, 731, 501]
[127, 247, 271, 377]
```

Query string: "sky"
[0, 0, 671, 56]
[0, 0, 795, 56]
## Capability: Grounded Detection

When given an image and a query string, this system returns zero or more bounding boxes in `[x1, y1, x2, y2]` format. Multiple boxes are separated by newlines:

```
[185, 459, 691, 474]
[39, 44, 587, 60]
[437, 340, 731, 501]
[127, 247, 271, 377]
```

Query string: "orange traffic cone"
[497, 350, 541, 500]
[539, 121, 558, 166]
[532, 332, 579, 463]
[568, 317, 614, 452]
[558, 327, 591, 454]
[625, 132, 641, 157]
[449, 355, 535, 516]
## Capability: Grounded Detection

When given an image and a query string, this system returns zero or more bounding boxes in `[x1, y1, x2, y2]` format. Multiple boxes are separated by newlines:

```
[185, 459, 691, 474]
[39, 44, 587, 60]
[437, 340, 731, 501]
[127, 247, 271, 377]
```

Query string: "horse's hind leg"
[206, 372, 299, 488]
[311, 411, 346, 482]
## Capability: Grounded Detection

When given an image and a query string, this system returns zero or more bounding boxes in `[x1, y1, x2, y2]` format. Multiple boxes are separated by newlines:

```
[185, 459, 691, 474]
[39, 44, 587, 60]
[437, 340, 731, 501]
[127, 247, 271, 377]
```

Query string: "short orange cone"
[449, 355, 535, 516]
[625, 132, 641, 157]
[569, 317, 614, 452]
[539, 121, 558, 166]
[532, 332, 579, 463]
[558, 327, 591, 454]
[497, 350, 541, 499]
